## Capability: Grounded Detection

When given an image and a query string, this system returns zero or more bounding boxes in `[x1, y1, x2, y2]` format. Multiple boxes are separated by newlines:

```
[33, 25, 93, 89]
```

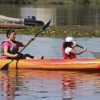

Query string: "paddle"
[0, 19, 51, 70]
[20, 19, 51, 53]
[77, 44, 100, 58]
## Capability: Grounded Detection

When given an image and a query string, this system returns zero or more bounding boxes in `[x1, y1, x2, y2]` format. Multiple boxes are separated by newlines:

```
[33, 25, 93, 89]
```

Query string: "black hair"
[6, 29, 15, 38]
[63, 42, 73, 49]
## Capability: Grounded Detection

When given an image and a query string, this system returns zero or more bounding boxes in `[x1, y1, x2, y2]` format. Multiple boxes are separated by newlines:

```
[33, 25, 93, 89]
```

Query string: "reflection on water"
[0, 70, 100, 100]
[0, 4, 100, 25]
[0, 71, 15, 100]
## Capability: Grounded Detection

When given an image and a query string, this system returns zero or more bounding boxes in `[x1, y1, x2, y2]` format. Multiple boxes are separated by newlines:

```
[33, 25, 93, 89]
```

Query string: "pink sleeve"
[1, 41, 11, 49]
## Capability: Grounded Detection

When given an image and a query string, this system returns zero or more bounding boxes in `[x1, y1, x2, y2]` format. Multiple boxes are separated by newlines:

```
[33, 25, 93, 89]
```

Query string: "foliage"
[0, 0, 100, 4]
[0, 25, 100, 38]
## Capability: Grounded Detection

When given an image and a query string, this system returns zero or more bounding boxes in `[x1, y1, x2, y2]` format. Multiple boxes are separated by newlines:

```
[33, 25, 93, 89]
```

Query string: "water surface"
[0, 34, 100, 100]
[0, 4, 100, 25]
[0, 34, 100, 58]
[0, 70, 100, 100]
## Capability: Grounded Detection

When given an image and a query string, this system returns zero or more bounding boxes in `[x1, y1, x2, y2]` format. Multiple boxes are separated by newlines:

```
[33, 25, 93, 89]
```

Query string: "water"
[0, 4, 100, 25]
[1, 3, 100, 100]
[0, 34, 100, 100]
[0, 34, 100, 59]
[0, 70, 100, 100]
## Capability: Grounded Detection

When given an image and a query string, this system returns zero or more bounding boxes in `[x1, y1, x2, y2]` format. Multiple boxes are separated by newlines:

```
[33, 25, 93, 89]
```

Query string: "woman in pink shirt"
[1, 29, 43, 59]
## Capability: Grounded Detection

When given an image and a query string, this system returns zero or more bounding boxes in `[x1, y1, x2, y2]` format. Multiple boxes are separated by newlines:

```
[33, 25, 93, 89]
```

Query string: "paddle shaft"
[77, 44, 100, 58]
[77, 44, 91, 53]
[19, 29, 42, 53]
[19, 20, 51, 53]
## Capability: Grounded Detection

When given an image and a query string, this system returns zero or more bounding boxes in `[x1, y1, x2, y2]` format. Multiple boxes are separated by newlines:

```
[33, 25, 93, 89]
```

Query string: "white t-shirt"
[65, 47, 72, 55]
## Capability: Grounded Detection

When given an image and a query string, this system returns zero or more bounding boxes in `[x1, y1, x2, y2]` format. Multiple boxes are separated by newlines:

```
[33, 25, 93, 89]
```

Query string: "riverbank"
[0, 25, 100, 38]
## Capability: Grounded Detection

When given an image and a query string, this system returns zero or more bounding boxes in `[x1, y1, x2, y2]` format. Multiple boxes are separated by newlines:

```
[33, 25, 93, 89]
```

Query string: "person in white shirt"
[62, 37, 87, 59]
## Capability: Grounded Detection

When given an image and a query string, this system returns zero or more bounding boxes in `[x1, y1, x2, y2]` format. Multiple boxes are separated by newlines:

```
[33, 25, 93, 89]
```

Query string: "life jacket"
[1, 40, 19, 59]
[62, 42, 76, 59]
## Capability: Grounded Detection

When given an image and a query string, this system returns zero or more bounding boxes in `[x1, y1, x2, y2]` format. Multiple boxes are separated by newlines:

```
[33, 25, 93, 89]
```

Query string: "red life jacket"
[62, 42, 76, 59]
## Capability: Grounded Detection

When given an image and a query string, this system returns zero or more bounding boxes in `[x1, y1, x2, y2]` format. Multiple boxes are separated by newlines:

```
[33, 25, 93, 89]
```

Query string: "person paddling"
[1, 29, 43, 59]
[62, 37, 87, 59]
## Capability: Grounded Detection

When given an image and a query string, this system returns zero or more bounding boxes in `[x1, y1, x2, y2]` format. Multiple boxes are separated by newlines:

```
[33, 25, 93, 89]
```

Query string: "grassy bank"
[0, 25, 100, 38]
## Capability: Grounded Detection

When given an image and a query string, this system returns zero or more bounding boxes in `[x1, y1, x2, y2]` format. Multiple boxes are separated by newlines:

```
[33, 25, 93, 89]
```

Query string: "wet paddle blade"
[42, 19, 51, 31]
[91, 52, 100, 59]
[35, 19, 51, 37]
[0, 60, 13, 70]
[1, 63, 9, 70]
[77, 44, 100, 58]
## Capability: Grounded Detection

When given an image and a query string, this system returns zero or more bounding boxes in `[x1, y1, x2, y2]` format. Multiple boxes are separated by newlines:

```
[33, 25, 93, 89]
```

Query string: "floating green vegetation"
[0, 25, 100, 38]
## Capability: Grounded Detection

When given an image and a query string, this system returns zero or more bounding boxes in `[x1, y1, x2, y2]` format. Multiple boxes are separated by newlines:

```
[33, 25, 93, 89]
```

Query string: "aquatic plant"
[0, 25, 100, 38]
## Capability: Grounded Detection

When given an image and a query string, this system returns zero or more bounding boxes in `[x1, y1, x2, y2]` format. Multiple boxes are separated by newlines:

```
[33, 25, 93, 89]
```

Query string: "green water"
[0, 4, 100, 25]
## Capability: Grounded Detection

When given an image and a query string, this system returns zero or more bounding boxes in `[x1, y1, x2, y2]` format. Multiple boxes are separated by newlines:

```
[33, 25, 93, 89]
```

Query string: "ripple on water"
[1, 70, 100, 100]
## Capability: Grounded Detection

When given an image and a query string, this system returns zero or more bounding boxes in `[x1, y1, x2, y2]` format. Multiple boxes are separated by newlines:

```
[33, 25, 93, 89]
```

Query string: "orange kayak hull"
[0, 59, 100, 71]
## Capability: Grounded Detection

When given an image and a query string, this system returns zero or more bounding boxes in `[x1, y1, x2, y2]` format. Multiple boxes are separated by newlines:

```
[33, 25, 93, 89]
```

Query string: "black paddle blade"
[35, 19, 51, 37]
[42, 19, 51, 31]
[0, 60, 13, 70]
[1, 63, 9, 70]
[20, 19, 51, 53]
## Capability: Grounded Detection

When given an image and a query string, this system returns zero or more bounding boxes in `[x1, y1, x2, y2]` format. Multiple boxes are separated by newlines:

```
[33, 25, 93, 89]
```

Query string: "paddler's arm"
[72, 43, 77, 48]
[70, 48, 87, 55]
[18, 36, 35, 47]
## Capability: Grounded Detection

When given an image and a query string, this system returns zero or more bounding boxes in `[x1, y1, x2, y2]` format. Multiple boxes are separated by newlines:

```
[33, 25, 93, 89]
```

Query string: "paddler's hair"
[63, 42, 73, 49]
[6, 29, 15, 38]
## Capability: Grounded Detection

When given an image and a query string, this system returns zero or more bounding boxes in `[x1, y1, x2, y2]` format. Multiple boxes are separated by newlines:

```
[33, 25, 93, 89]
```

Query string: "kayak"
[0, 59, 100, 71]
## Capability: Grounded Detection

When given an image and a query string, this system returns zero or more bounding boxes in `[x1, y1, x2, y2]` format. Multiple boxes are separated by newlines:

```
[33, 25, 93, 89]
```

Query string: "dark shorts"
[19, 53, 34, 59]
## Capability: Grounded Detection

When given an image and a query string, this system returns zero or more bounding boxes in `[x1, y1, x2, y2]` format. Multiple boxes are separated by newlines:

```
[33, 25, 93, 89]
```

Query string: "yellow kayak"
[0, 59, 100, 71]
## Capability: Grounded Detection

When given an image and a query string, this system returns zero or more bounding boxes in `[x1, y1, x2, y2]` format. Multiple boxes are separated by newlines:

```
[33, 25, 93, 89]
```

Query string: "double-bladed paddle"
[0, 19, 51, 70]
[77, 44, 100, 58]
